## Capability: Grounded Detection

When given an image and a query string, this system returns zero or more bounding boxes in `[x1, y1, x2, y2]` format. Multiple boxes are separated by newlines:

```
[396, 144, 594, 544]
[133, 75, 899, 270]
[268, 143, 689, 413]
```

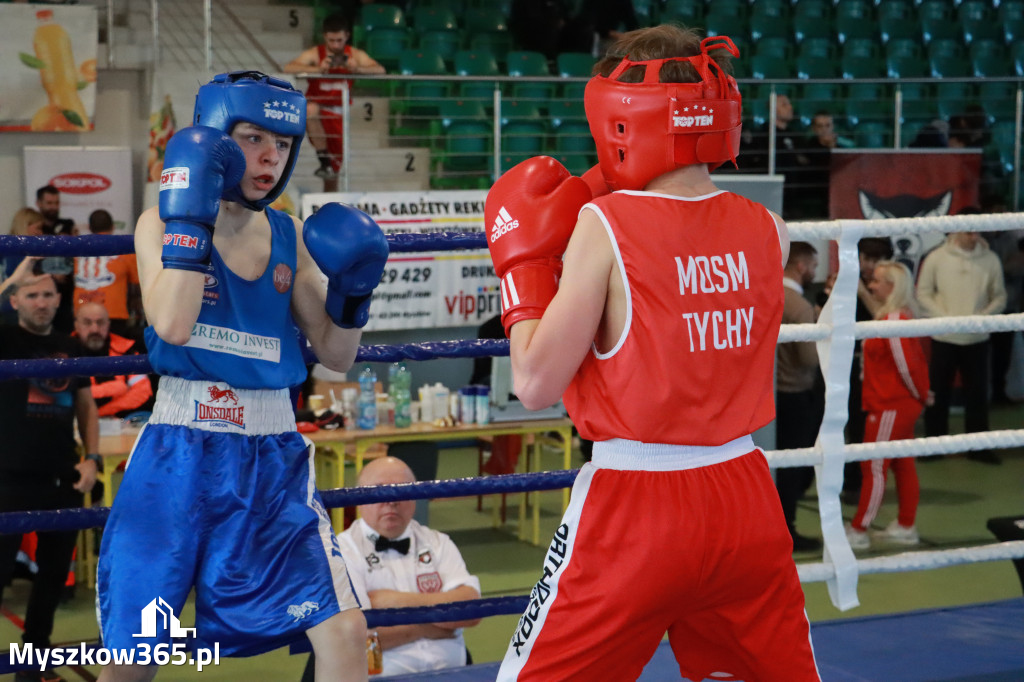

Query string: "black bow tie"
[375, 536, 410, 555]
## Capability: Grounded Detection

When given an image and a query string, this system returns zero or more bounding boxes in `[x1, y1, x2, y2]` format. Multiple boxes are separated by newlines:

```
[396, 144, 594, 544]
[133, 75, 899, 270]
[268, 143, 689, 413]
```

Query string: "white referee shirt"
[338, 518, 482, 676]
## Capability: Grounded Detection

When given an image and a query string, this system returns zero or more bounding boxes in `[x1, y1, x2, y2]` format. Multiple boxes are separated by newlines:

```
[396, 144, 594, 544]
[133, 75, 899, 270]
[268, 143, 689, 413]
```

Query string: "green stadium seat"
[659, 0, 704, 26]
[506, 51, 555, 103]
[548, 99, 586, 128]
[632, 0, 658, 26]
[415, 0, 464, 13]
[360, 4, 405, 32]
[1013, 41, 1024, 76]
[463, 8, 508, 34]
[934, 81, 976, 119]
[969, 39, 1008, 77]
[754, 37, 793, 60]
[886, 55, 928, 78]
[927, 38, 966, 62]
[846, 82, 891, 127]
[798, 81, 844, 127]
[410, 6, 457, 31]
[436, 99, 492, 177]
[704, 8, 748, 40]
[919, 0, 959, 44]
[897, 82, 936, 121]
[841, 54, 884, 79]
[798, 37, 836, 61]
[500, 102, 547, 171]
[750, 15, 791, 43]
[392, 49, 451, 144]
[750, 54, 791, 79]
[978, 82, 1018, 124]
[929, 55, 970, 78]
[834, 0, 876, 44]
[796, 54, 838, 79]
[853, 120, 893, 149]
[468, 32, 513, 68]
[878, 0, 918, 44]
[958, 0, 1001, 44]
[419, 30, 461, 68]
[365, 28, 411, 72]
[793, 0, 833, 42]
[556, 52, 595, 78]
[1000, 0, 1024, 43]
[455, 50, 500, 103]
[843, 37, 882, 60]
[990, 120, 1019, 174]
[551, 120, 596, 176]
[886, 38, 923, 60]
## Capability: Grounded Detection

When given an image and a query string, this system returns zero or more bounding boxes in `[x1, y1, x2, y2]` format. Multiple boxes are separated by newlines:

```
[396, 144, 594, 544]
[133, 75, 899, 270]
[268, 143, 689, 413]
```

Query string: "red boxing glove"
[485, 156, 592, 336]
[581, 164, 611, 199]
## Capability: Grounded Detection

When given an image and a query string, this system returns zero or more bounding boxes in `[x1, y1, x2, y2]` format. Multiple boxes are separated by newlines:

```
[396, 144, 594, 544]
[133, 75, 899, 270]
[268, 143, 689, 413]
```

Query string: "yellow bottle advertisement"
[0, 5, 98, 132]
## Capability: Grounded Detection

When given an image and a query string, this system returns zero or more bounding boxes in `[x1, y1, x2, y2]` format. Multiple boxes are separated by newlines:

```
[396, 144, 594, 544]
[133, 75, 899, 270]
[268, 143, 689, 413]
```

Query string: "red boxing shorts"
[498, 438, 820, 681]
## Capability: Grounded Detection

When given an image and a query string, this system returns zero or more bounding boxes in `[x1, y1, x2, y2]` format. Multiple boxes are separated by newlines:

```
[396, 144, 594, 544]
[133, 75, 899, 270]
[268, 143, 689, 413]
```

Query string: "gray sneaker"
[314, 164, 337, 179]
[874, 520, 920, 545]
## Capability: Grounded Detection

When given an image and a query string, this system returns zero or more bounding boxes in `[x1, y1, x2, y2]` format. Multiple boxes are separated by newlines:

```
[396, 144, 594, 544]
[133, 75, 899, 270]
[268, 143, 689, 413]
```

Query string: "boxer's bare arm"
[135, 206, 204, 345]
[510, 208, 613, 409]
[289, 217, 362, 372]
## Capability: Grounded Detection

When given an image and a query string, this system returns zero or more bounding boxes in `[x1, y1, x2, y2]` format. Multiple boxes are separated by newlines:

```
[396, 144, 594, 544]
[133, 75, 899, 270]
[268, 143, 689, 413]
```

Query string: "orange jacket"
[87, 333, 153, 418]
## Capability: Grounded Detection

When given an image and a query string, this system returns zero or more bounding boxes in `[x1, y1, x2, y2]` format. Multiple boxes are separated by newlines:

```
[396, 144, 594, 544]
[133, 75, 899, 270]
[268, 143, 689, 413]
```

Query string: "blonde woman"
[847, 261, 932, 549]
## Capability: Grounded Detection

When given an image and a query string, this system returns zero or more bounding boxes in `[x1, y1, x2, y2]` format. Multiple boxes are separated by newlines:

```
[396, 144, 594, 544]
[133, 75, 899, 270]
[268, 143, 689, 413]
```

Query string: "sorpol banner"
[24, 146, 134, 234]
[828, 149, 982, 275]
[0, 4, 98, 132]
[302, 190, 499, 331]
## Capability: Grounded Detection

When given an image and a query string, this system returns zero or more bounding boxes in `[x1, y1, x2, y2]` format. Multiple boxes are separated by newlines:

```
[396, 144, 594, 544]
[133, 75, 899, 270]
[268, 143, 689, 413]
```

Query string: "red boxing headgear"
[584, 36, 743, 191]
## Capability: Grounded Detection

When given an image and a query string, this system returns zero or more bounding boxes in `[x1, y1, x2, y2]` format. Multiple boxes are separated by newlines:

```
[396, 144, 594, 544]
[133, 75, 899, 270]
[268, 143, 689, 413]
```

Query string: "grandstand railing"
[300, 73, 1024, 211]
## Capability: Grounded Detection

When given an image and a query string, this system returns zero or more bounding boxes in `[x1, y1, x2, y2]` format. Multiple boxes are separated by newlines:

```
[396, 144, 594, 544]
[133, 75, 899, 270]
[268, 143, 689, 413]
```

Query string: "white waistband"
[151, 376, 296, 435]
[591, 435, 757, 471]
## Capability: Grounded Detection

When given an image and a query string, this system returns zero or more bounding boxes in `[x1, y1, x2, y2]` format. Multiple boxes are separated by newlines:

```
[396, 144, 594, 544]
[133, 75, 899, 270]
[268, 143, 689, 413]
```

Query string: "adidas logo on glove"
[490, 206, 519, 243]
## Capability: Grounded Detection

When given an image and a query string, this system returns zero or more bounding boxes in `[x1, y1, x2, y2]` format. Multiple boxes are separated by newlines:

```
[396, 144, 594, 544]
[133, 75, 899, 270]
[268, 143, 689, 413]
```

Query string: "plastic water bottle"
[392, 363, 412, 428]
[357, 365, 377, 430]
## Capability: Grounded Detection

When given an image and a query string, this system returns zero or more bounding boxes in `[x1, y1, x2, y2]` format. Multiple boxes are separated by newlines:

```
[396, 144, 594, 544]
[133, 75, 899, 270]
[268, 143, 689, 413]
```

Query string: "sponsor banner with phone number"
[302, 191, 500, 331]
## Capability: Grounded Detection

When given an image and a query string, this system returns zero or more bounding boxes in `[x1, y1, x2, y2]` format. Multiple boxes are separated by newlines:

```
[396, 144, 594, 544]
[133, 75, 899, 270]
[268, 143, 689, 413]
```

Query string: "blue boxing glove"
[159, 126, 246, 273]
[303, 203, 389, 328]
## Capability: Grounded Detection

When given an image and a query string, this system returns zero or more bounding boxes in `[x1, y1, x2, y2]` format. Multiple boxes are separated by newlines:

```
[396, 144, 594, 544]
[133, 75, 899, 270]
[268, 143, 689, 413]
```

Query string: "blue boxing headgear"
[193, 71, 306, 210]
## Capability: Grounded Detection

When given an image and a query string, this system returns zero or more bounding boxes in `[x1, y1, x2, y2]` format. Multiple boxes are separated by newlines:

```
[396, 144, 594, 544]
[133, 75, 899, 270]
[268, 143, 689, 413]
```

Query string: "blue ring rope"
[0, 338, 509, 381]
[0, 231, 486, 257]
[0, 471, 579, 535]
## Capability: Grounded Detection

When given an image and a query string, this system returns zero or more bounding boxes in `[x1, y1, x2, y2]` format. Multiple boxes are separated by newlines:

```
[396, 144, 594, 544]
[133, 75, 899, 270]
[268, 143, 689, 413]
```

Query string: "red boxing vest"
[563, 190, 784, 446]
[305, 44, 354, 106]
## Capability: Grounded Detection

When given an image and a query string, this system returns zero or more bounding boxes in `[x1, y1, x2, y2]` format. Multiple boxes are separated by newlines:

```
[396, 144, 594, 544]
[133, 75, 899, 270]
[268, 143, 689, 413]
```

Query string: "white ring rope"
[798, 540, 1024, 583]
[771, 212, 1024, 610]
[780, 313, 1024, 343]
[787, 212, 1024, 240]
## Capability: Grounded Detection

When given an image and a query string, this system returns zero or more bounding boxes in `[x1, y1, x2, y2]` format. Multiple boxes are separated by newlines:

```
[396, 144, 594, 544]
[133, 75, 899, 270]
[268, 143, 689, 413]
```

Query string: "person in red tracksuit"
[486, 25, 820, 682]
[283, 13, 385, 178]
[847, 261, 931, 550]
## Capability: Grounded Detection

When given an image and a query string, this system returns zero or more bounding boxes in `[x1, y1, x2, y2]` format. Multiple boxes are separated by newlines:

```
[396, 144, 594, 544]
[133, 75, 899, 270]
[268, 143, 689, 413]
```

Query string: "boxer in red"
[486, 24, 821, 681]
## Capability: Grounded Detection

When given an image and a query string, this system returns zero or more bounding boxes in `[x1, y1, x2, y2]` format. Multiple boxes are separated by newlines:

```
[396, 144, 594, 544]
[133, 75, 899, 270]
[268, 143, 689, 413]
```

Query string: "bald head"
[75, 302, 111, 352]
[358, 456, 417, 539]
[358, 456, 416, 487]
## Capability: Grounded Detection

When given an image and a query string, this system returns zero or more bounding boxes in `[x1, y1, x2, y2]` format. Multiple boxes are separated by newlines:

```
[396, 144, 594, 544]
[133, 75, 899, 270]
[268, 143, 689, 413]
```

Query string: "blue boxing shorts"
[97, 377, 359, 658]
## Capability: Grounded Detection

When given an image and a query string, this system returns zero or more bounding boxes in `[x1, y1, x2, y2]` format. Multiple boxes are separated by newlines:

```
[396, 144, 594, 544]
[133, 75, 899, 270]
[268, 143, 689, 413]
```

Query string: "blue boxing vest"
[146, 208, 308, 390]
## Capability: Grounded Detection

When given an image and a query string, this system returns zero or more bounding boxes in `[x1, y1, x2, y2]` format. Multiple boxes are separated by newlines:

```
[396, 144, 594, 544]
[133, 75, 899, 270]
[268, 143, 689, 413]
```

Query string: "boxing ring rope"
[1, 213, 1023, 672]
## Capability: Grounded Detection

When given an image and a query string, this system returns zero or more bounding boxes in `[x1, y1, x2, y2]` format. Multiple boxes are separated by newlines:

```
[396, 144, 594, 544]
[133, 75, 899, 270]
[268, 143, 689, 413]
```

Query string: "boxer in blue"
[96, 72, 387, 681]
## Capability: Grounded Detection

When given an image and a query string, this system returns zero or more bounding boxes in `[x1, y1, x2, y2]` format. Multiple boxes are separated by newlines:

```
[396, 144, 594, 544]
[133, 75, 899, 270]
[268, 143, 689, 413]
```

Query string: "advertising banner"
[829, 149, 982, 274]
[0, 5, 98, 132]
[24, 146, 134, 233]
[302, 190, 498, 331]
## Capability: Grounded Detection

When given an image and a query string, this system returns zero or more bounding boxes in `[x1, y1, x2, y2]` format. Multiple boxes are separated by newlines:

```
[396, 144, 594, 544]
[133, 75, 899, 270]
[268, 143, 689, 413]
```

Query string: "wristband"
[85, 453, 104, 473]
[161, 220, 214, 273]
